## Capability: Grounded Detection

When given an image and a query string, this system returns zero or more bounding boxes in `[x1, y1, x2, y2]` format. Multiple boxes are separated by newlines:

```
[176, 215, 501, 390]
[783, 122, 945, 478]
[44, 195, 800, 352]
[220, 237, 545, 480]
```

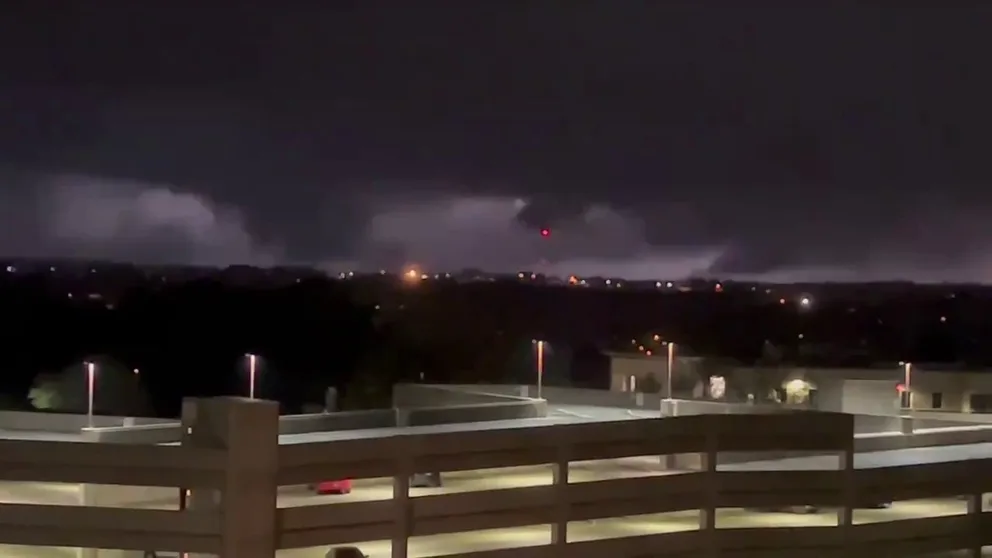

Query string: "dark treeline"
[0, 272, 985, 416]
[1, 278, 376, 416]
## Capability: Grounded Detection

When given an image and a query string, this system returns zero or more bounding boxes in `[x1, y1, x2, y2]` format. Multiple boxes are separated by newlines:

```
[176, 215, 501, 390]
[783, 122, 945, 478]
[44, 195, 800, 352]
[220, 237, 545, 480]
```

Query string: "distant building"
[606, 352, 992, 414]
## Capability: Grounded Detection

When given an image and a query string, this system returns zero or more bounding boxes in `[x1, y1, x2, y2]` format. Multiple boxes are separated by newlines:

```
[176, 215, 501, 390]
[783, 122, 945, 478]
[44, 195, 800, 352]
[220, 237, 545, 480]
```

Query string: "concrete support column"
[966, 492, 983, 558]
[660, 400, 678, 470]
[699, 423, 718, 558]
[836, 447, 855, 550]
[391, 410, 414, 558]
[551, 443, 570, 546]
[391, 455, 412, 558]
[182, 397, 279, 558]
[899, 416, 914, 435]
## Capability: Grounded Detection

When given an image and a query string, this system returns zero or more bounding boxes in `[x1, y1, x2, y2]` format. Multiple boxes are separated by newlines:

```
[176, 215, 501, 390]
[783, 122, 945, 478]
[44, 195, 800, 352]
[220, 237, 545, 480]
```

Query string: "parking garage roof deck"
[0, 404, 646, 444]
[5, 407, 992, 471]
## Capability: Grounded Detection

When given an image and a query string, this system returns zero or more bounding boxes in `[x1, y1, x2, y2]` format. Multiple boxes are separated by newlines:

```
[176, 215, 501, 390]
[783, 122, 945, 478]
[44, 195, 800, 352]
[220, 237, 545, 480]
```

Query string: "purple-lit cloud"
[35, 174, 282, 266]
[357, 195, 725, 278]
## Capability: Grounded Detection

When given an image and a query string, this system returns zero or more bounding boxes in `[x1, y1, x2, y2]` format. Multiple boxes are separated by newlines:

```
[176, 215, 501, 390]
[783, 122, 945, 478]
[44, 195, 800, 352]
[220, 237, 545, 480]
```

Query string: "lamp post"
[85, 361, 96, 426]
[900, 361, 913, 409]
[247, 353, 258, 400]
[533, 340, 546, 399]
[666, 342, 676, 401]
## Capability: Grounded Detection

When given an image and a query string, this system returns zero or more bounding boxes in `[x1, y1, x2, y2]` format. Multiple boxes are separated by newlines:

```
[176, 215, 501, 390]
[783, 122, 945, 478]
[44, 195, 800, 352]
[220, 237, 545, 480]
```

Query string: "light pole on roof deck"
[666, 342, 676, 401]
[532, 339, 546, 399]
[85, 361, 96, 427]
[246, 353, 258, 400]
[899, 361, 913, 409]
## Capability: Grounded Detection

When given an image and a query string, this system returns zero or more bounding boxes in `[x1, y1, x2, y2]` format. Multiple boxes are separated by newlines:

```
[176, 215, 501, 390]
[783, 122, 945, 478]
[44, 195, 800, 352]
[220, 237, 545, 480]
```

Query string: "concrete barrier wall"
[276, 410, 396, 435]
[82, 423, 183, 444]
[856, 424, 992, 452]
[535, 385, 662, 409]
[0, 411, 172, 432]
[80, 483, 178, 509]
[912, 416, 985, 430]
[852, 413, 905, 435]
[910, 410, 992, 423]
[403, 399, 547, 427]
[447, 384, 664, 410]
[80, 411, 399, 445]
[392, 383, 537, 408]
[438, 384, 528, 398]
[445, 384, 818, 413]
[910, 413, 992, 428]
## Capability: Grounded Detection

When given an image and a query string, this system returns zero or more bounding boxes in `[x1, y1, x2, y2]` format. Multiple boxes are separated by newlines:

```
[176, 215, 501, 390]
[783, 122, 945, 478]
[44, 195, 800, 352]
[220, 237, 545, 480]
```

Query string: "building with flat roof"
[608, 352, 992, 414]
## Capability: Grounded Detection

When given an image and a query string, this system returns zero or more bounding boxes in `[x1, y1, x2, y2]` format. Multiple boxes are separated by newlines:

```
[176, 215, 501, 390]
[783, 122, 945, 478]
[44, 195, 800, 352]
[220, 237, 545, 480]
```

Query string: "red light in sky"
[540, 228, 550, 237]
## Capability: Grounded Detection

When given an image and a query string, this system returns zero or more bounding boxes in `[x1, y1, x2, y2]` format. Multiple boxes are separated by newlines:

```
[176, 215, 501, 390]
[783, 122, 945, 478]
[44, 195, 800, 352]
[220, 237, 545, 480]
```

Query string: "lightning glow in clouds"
[39, 174, 282, 266]
[363, 195, 724, 278]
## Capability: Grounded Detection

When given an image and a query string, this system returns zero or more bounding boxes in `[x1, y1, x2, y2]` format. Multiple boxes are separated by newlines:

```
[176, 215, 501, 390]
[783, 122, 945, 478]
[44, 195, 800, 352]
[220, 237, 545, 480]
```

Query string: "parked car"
[410, 472, 442, 488]
[326, 546, 367, 558]
[315, 479, 353, 495]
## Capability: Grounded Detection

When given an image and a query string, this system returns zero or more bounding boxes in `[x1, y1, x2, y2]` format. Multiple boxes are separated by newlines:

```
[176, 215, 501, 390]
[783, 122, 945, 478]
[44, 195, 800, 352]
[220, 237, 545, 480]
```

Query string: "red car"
[315, 479, 352, 495]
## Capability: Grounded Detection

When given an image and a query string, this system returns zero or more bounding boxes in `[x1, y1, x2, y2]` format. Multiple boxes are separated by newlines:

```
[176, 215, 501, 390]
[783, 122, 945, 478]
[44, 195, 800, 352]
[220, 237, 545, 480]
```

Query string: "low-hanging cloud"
[354, 192, 992, 283]
[357, 195, 726, 279]
[6, 173, 992, 284]
[5, 173, 283, 266]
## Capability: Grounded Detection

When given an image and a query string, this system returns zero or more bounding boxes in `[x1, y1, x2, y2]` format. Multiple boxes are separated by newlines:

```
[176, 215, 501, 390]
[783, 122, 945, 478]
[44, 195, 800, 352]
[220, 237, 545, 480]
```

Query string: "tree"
[750, 340, 792, 402]
[29, 356, 152, 416]
[665, 355, 706, 397]
[28, 376, 62, 410]
[637, 374, 662, 394]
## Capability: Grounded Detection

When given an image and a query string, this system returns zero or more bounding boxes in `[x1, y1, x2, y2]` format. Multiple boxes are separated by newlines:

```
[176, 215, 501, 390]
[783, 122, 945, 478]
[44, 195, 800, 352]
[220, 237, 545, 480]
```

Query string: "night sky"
[2, 3, 992, 281]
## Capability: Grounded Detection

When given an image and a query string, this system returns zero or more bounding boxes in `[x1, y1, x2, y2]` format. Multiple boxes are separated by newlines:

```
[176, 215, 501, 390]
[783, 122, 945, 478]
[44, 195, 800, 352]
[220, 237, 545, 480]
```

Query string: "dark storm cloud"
[2, 4, 992, 281]
[0, 171, 281, 266]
